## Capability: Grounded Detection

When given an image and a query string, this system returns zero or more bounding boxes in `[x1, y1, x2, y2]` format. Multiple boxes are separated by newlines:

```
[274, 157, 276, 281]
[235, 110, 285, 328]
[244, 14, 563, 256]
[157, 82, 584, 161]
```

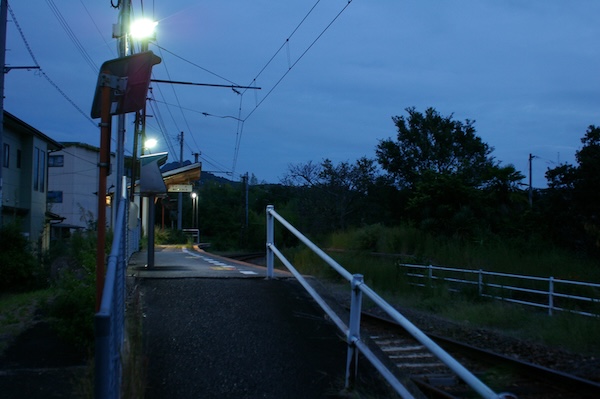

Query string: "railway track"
[360, 311, 600, 398]
[221, 253, 600, 397]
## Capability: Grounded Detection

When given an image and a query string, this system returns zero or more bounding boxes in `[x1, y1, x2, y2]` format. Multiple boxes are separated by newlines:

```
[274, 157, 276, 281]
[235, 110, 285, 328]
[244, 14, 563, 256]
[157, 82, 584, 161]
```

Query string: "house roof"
[60, 141, 101, 152]
[162, 162, 202, 185]
[4, 111, 63, 151]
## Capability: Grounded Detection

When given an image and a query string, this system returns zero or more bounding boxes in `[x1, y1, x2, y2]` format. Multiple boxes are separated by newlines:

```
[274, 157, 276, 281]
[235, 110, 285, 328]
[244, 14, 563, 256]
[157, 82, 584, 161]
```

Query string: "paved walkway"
[128, 246, 356, 399]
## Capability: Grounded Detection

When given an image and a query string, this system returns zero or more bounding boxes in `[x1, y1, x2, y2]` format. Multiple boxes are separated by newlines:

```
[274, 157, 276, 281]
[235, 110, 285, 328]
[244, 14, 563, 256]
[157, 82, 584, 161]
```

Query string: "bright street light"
[130, 18, 157, 40]
[144, 138, 157, 150]
[190, 192, 198, 229]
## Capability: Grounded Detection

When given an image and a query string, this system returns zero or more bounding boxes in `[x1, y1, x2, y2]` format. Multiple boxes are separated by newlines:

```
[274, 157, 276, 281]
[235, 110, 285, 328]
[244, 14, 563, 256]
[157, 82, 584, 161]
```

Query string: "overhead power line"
[151, 78, 261, 90]
[138, 2, 353, 178]
[231, 0, 354, 175]
[7, 4, 97, 128]
[241, 0, 354, 123]
[153, 44, 240, 86]
[46, 0, 98, 74]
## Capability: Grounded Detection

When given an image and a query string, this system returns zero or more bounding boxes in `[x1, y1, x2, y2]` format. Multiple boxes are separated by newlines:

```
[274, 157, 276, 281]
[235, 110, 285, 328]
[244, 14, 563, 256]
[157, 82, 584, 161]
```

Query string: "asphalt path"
[127, 246, 290, 279]
[132, 246, 359, 398]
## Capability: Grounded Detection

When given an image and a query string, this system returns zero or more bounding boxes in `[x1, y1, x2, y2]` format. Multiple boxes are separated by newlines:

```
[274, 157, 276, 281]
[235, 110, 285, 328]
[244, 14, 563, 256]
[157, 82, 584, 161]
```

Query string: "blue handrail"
[95, 192, 140, 398]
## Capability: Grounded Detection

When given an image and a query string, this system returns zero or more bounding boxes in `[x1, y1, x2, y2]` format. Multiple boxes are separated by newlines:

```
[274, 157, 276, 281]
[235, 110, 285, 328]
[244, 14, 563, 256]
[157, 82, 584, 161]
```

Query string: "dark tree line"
[185, 107, 600, 255]
[539, 125, 600, 253]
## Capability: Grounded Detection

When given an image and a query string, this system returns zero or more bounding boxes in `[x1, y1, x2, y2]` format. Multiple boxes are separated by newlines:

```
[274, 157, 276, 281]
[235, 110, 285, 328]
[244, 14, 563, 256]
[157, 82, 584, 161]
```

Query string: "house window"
[33, 147, 39, 191]
[40, 150, 46, 193]
[48, 154, 64, 167]
[33, 147, 45, 192]
[47, 191, 63, 203]
[2, 143, 8, 168]
[16, 149, 21, 168]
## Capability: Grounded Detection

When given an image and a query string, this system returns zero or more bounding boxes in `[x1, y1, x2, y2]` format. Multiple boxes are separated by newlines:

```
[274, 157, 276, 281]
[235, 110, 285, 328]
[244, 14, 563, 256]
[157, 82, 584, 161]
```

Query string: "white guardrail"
[398, 264, 600, 317]
[265, 205, 514, 399]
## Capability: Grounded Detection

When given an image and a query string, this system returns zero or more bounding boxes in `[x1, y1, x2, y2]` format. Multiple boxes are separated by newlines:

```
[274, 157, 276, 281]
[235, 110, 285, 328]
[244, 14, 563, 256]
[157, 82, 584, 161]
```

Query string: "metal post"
[345, 274, 364, 389]
[478, 269, 483, 297]
[549, 276, 554, 316]
[148, 194, 155, 268]
[428, 265, 433, 286]
[244, 172, 249, 228]
[115, 0, 130, 232]
[266, 205, 275, 279]
[94, 314, 110, 398]
[528, 153, 533, 208]
[177, 132, 183, 230]
[96, 73, 112, 312]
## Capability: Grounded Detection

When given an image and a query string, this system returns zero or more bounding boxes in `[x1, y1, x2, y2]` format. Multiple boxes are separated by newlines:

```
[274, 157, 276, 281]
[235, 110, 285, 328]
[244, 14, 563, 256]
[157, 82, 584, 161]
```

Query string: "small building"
[47, 142, 122, 236]
[1, 112, 62, 252]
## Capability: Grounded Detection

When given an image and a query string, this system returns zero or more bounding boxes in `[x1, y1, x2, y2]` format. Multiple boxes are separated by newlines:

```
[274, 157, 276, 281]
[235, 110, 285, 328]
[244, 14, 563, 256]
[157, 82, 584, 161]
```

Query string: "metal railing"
[95, 192, 140, 398]
[182, 228, 200, 244]
[399, 264, 600, 317]
[265, 205, 513, 399]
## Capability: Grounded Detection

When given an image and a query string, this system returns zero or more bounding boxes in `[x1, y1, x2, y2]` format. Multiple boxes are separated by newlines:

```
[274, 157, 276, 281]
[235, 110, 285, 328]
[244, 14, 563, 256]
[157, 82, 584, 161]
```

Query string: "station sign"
[168, 184, 193, 193]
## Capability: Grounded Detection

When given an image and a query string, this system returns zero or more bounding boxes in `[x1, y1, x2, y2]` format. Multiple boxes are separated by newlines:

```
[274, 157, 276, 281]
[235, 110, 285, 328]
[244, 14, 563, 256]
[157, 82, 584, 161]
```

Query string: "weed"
[0, 289, 54, 355]
[0, 224, 48, 292]
[121, 283, 147, 398]
[286, 223, 600, 356]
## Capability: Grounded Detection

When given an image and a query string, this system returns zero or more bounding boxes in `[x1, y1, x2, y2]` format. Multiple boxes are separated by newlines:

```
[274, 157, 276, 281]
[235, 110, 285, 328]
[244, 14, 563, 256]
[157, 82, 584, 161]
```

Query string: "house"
[1, 112, 62, 252]
[48, 141, 201, 240]
[47, 142, 121, 236]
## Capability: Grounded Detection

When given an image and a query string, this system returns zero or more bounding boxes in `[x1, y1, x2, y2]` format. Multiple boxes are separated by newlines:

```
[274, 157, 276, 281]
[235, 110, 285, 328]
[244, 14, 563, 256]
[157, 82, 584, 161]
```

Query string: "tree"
[543, 125, 600, 252]
[376, 107, 495, 189]
[282, 158, 381, 233]
[376, 107, 525, 237]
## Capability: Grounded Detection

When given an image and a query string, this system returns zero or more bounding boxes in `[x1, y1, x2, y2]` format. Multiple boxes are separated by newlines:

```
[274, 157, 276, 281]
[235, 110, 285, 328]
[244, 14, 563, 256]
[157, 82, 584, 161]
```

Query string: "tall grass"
[285, 224, 600, 354]
[328, 225, 600, 281]
[0, 289, 54, 354]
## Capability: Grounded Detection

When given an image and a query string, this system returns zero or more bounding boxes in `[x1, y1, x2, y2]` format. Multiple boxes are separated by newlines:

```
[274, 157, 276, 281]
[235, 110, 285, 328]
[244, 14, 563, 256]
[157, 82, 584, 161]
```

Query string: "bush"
[47, 229, 97, 349]
[0, 224, 45, 293]
[48, 268, 95, 349]
[155, 228, 189, 245]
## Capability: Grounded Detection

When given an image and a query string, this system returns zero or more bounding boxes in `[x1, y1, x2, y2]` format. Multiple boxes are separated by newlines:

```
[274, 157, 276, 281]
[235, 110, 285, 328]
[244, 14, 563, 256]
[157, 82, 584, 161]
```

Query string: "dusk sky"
[5, 1, 600, 187]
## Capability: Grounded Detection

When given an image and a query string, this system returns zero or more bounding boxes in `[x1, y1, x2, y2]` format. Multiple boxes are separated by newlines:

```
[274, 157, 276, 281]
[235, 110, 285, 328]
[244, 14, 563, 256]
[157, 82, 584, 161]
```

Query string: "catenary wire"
[231, 0, 354, 175]
[45, 0, 98, 74]
[79, 0, 117, 58]
[7, 4, 98, 129]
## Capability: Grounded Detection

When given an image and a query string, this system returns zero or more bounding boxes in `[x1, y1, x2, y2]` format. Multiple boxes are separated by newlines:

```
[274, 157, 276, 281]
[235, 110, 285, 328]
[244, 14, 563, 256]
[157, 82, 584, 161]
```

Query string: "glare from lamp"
[130, 18, 158, 40]
[145, 138, 158, 149]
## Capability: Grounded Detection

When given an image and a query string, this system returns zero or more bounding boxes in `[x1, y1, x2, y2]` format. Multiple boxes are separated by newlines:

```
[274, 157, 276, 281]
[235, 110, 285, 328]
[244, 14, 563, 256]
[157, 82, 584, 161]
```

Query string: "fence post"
[549, 276, 554, 316]
[428, 265, 433, 286]
[345, 274, 364, 390]
[478, 269, 483, 297]
[266, 205, 275, 279]
[94, 314, 110, 398]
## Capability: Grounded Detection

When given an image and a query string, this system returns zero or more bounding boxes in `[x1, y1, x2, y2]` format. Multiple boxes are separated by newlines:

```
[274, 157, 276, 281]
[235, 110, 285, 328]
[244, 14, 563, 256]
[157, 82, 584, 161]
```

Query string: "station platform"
[127, 245, 290, 279]
[127, 246, 381, 399]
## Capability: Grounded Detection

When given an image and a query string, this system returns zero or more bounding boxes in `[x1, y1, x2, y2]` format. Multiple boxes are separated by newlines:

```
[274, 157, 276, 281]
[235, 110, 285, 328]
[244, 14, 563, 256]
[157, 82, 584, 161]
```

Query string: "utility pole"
[114, 0, 130, 229]
[0, 0, 7, 227]
[244, 172, 249, 229]
[528, 153, 535, 208]
[177, 131, 184, 230]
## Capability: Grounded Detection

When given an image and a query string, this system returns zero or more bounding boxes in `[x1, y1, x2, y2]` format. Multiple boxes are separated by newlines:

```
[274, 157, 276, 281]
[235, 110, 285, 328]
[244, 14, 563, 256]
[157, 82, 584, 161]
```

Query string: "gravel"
[308, 277, 600, 384]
